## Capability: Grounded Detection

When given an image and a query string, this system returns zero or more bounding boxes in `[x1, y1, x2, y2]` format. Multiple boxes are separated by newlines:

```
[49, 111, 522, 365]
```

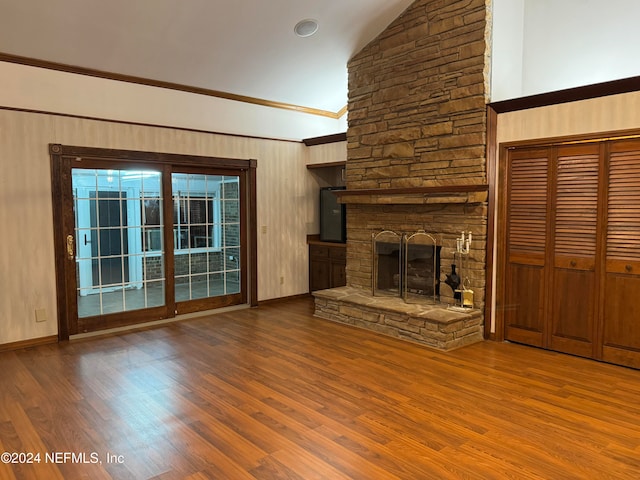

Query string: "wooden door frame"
[50, 144, 258, 340]
[493, 128, 640, 344]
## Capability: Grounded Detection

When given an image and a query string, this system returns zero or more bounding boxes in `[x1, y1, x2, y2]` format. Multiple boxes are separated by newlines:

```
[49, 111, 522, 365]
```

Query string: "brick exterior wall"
[146, 251, 238, 285]
[345, 0, 489, 309]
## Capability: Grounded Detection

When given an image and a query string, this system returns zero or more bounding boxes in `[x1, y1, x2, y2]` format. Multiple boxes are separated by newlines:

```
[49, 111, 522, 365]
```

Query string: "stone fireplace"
[312, 0, 490, 351]
[313, 195, 487, 351]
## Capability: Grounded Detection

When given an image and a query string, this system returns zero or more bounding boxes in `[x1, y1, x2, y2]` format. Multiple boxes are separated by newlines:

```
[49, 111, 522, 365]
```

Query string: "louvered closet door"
[549, 144, 602, 358]
[602, 139, 640, 368]
[504, 148, 549, 347]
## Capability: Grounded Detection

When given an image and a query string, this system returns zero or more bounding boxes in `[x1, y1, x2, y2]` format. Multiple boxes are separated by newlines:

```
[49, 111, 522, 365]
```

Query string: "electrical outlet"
[280, 276, 284, 285]
[35, 308, 48, 323]
[261, 225, 267, 234]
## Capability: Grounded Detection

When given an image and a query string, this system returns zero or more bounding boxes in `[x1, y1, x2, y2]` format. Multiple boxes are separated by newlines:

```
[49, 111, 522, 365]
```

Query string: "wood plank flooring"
[1, 296, 639, 479]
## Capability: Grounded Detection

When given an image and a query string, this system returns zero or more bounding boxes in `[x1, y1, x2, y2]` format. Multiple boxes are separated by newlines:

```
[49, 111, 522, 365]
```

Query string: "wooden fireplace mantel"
[334, 184, 489, 205]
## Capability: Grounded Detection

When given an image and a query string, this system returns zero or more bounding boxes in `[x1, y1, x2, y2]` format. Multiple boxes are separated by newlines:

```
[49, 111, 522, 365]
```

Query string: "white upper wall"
[491, 0, 640, 102]
[0, 61, 347, 142]
[489, 0, 525, 101]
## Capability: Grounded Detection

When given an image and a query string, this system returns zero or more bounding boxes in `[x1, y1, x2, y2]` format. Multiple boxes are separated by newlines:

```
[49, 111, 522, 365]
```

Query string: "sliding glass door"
[50, 144, 257, 338]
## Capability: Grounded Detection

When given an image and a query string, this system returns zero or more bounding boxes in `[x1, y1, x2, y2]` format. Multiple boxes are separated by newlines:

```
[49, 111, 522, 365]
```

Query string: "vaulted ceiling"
[0, 0, 415, 120]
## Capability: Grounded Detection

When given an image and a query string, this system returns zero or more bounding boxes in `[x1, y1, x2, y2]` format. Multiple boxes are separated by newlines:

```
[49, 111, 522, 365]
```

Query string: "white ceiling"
[0, 0, 415, 117]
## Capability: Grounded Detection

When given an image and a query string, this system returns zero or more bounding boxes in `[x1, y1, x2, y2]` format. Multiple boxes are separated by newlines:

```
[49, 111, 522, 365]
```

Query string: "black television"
[320, 187, 346, 243]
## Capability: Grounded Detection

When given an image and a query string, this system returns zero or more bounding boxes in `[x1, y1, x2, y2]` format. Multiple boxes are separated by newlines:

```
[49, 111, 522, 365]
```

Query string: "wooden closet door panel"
[603, 140, 640, 368]
[602, 275, 640, 367]
[550, 269, 595, 356]
[505, 263, 545, 346]
[549, 145, 600, 357]
[504, 148, 549, 347]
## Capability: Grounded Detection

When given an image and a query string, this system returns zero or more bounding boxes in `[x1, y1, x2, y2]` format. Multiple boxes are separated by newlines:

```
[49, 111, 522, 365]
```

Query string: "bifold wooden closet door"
[503, 137, 640, 369]
[504, 147, 549, 348]
[602, 139, 640, 367]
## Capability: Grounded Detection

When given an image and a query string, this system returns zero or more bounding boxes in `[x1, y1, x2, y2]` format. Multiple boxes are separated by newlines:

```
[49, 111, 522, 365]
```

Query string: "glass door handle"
[66, 235, 74, 260]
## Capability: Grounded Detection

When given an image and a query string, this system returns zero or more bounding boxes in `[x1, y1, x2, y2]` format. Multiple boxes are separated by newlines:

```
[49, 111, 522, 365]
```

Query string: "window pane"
[143, 226, 162, 251]
[223, 224, 240, 248]
[225, 248, 241, 271]
[143, 199, 161, 226]
[209, 251, 224, 273]
[208, 273, 224, 296]
[141, 171, 161, 193]
[222, 199, 240, 223]
[189, 199, 207, 224]
[226, 271, 241, 295]
[222, 178, 239, 199]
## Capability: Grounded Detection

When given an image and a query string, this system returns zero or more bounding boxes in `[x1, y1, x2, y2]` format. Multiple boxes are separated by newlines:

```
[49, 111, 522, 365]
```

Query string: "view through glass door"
[70, 168, 245, 325]
[50, 144, 257, 338]
[73, 168, 166, 318]
[170, 173, 242, 309]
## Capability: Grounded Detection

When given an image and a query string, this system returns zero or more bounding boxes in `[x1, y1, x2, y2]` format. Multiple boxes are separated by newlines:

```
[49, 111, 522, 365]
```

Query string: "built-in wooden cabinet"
[307, 160, 347, 292]
[309, 241, 346, 292]
[501, 137, 640, 369]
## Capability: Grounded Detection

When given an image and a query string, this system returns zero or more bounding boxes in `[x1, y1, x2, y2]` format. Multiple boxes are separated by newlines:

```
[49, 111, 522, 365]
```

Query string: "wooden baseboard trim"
[0, 335, 58, 353]
[258, 293, 312, 306]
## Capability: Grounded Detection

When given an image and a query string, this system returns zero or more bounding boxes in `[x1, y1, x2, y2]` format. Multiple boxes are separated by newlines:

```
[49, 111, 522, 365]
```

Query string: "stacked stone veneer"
[314, 287, 483, 351]
[313, 0, 489, 350]
[347, 0, 488, 190]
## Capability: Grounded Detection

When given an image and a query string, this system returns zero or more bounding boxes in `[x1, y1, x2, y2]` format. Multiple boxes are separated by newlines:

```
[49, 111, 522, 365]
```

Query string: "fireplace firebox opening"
[372, 230, 441, 304]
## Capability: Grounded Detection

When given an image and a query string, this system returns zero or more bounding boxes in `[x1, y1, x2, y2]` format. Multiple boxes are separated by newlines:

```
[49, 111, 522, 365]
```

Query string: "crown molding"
[489, 75, 640, 114]
[0, 52, 348, 119]
[303, 132, 347, 146]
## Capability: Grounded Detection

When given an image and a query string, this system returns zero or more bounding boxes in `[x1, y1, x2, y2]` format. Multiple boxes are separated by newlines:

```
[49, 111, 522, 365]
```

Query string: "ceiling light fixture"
[294, 19, 319, 38]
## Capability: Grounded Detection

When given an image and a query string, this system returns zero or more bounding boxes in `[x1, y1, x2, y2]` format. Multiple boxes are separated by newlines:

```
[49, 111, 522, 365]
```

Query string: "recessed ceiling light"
[294, 19, 319, 38]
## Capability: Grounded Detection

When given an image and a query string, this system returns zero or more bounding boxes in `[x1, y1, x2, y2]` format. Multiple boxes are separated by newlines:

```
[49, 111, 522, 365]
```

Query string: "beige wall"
[496, 91, 640, 144]
[0, 109, 323, 345]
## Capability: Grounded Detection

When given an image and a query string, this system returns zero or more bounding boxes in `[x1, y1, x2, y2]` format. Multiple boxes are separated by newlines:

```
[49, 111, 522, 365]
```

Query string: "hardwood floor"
[1, 297, 639, 479]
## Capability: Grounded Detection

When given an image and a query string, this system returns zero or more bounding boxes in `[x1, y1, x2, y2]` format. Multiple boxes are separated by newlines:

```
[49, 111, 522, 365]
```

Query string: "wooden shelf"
[306, 234, 346, 248]
[334, 184, 488, 196]
[334, 184, 489, 205]
[306, 161, 346, 170]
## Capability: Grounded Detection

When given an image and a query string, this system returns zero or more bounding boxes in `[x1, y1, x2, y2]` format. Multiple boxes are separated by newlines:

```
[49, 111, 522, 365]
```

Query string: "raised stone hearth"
[313, 286, 483, 351]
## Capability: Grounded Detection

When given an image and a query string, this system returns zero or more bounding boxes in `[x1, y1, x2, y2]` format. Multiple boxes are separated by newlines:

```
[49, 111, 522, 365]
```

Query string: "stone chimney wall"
[347, 0, 488, 189]
[344, 0, 489, 307]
